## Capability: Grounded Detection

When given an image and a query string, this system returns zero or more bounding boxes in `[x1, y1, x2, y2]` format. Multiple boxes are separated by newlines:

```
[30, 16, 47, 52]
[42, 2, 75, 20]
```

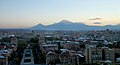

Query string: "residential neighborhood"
[0, 30, 120, 65]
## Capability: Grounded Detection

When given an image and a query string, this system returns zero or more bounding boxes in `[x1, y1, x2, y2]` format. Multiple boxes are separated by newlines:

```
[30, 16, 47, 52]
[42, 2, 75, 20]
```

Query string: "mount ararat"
[31, 20, 120, 30]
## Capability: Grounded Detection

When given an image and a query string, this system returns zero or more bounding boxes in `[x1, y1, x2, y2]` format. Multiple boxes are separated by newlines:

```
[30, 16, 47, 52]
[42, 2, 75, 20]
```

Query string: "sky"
[0, 0, 120, 28]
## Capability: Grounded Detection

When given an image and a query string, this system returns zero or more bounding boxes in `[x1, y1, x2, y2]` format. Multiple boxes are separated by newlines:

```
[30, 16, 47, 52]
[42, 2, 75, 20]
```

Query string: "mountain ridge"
[30, 20, 120, 30]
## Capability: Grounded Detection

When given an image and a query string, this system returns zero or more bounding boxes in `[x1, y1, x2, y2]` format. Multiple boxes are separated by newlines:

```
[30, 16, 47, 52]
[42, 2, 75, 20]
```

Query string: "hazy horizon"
[0, 0, 120, 28]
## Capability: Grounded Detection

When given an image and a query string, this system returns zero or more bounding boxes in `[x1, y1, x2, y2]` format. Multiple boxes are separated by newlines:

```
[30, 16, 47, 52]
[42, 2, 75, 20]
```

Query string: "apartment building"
[85, 44, 114, 64]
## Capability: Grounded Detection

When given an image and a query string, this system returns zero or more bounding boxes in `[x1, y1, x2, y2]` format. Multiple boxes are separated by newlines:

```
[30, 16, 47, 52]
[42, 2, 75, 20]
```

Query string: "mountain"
[46, 20, 89, 30]
[30, 20, 120, 30]
[31, 23, 45, 30]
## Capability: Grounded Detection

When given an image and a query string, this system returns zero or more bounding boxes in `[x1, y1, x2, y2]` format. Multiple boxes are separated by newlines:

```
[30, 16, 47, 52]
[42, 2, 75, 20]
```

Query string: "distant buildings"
[0, 30, 120, 65]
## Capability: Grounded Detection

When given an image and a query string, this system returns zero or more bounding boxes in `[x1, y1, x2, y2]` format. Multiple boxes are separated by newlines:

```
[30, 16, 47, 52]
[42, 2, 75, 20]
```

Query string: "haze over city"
[0, 0, 120, 28]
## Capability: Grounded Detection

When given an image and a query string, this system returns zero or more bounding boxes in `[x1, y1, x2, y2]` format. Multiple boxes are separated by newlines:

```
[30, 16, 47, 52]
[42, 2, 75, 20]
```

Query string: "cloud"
[89, 18, 102, 20]
[93, 22, 102, 24]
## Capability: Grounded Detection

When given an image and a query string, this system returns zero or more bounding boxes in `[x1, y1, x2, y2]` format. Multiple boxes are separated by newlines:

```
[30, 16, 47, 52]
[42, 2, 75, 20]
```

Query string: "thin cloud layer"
[93, 22, 102, 24]
[89, 18, 102, 20]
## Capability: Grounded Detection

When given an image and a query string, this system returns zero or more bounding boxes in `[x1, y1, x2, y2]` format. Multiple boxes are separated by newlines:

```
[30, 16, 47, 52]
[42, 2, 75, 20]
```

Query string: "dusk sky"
[0, 0, 120, 28]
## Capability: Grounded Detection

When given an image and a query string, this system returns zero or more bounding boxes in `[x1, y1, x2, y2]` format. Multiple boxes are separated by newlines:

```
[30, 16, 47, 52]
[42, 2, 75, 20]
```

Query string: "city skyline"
[0, 0, 120, 28]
